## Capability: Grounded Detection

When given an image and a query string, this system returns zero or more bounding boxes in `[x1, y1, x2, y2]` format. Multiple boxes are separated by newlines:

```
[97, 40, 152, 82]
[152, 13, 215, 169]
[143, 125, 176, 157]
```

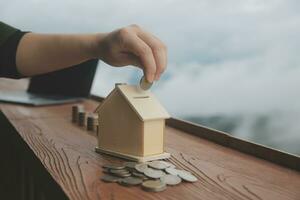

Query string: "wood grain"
[1, 101, 300, 200]
[0, 79, 300, 200]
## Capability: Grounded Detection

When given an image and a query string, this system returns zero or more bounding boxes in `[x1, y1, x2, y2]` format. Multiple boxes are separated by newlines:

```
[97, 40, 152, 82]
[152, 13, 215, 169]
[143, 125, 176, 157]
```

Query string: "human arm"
[16, 24, 167, 82]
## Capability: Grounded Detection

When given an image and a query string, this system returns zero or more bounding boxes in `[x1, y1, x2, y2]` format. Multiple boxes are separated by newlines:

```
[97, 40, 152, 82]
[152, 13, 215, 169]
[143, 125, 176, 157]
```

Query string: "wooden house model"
[94, 83, 170, 162]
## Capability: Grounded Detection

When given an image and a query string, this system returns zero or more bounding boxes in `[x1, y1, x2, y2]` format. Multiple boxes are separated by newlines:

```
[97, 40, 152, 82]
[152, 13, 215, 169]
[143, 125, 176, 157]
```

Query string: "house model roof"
[95, 84, 170, 121]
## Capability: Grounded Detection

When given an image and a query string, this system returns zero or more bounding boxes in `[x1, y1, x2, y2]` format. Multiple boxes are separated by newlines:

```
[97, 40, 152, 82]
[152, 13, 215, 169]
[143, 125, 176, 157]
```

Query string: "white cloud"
[1, 0, 300, 153]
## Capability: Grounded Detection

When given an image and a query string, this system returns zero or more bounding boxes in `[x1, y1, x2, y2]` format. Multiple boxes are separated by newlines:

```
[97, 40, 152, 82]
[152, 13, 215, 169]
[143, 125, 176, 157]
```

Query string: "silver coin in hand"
[139, 76, 153, 91]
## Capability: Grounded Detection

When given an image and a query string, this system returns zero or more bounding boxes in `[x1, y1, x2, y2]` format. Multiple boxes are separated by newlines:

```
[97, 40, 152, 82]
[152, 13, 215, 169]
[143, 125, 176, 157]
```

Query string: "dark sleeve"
[0, 22, 27, 79]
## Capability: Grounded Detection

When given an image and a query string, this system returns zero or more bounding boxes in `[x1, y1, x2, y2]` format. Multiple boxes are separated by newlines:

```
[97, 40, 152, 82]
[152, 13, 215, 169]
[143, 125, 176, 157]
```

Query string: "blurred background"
[1, 0, 299, 155]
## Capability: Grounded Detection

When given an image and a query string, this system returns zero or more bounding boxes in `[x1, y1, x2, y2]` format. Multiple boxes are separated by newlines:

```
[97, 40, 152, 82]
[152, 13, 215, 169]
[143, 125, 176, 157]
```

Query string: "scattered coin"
[132, 171, 148, 180]
[119, 177, 143, 186]
[110, 169, 130, 174]
[165, 168, 179, 176]
[124, 162, 137, 169]
[160, 174, 182, 186]
[108, 168, 132, 178]
[114, 173, 132, 178]
[160, 161, 176, 168]
[101, 174, 121, 183]
[177, 170, 198, 182]
[139, 76, 153, 91]
[103, 163, 125, 170]
[144, 168, 166, 179]
[109, 171, 131, 177]
[100, 160, 198, 192]
[135, 163, 148, 173]
[142, 180, 167, 192]
[148, 161, 168, 170]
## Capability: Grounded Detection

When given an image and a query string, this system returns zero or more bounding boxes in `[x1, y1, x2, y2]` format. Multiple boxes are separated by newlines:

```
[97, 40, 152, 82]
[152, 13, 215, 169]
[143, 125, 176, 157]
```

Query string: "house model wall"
[95, 83, 170, 162]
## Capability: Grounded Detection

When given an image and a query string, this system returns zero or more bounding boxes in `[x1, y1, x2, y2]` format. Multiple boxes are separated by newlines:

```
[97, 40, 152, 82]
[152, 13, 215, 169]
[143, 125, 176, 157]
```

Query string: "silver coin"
[124, 162, 137, 169]
[160, 174, 182, 185]
[71, 105, 83, 123]
[87, 114, 98, 131]
[177, 170, 198, 182]
[119, 177, 143, 186]
[101, 174, 121, 183]
[109, 171, 131, 178]
[148, 161, 168, 170]
[160, 161, 176, 168]
[135, 163, 148, 173]
[142, 180, 167, 192]
[139, 76, 153, 90]
[78, 111, 86, 126]
[114, 173, 132, 178]
[132, 171, 148, 180]
[144, 168, 166, 179]
[177, 169, 192, 176]
[165, 168, 179, 176]
[110, 169, 130, 174]
[109, 169, 131, 178]
[103, 163, 125, 170]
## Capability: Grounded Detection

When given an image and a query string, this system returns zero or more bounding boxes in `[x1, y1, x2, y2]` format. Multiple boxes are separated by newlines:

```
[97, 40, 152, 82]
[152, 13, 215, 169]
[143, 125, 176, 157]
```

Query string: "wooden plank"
[0, 112, 68, 200]
[1, 101, 300, 200]
[166, 118, 300, 171]
[92, 95, 300, 171]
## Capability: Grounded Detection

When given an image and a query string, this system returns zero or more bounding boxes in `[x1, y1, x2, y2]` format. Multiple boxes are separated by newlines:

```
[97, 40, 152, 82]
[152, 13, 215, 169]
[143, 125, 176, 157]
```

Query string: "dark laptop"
[0, 59, 98, 106]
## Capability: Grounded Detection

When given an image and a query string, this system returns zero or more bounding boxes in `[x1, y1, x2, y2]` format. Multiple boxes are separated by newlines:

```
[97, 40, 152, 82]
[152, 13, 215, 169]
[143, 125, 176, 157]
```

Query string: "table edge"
[90, 94, 300, 171]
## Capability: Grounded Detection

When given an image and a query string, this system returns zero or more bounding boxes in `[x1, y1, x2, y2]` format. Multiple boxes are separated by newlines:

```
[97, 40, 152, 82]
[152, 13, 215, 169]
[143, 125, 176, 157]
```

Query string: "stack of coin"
[78, 110, 86, 127]
[100, 160, 198, 192]
[87, 114, 98, 131]
[71, 105, 84, 123]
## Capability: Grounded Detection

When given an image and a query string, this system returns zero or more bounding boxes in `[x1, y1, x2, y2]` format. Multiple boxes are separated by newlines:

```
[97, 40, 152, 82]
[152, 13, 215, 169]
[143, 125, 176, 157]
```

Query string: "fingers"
[137, 31, 167, 80]
[120, 25, 167, 82]
[117, 53, 142, 67]
[123, 33, 157, 82]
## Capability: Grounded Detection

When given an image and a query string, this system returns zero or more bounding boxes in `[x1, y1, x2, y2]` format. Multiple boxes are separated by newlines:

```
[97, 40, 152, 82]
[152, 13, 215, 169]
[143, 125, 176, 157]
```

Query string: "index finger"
[137, 31, 167, 80]
[123, 34, 157, 82]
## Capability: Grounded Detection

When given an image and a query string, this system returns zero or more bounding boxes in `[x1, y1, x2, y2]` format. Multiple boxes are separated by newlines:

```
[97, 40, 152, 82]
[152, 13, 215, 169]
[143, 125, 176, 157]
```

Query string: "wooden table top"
[0, 79, 300, 200]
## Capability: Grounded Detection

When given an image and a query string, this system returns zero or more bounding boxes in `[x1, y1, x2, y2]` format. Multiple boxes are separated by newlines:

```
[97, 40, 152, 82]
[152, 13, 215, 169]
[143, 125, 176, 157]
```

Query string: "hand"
[93, 25, 167, 82]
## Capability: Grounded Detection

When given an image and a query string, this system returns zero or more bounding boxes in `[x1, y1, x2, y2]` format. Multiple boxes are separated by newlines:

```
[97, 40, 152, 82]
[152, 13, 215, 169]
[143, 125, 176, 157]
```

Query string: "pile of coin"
[87, 114, 98, 131]
[72, 105, 84, 123]
[72, 105, 98, 133]
[78, 110, 86, 127]
[100, 160, 198, 192]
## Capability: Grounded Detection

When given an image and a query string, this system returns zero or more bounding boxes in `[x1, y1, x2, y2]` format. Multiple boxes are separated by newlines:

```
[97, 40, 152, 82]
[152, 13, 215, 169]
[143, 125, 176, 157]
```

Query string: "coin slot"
[133, 96, 149, 99]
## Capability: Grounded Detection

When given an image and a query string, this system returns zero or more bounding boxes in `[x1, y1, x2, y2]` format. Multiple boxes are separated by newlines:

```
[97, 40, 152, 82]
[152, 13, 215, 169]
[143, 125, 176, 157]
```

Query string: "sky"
[1, 0, 300, 154]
